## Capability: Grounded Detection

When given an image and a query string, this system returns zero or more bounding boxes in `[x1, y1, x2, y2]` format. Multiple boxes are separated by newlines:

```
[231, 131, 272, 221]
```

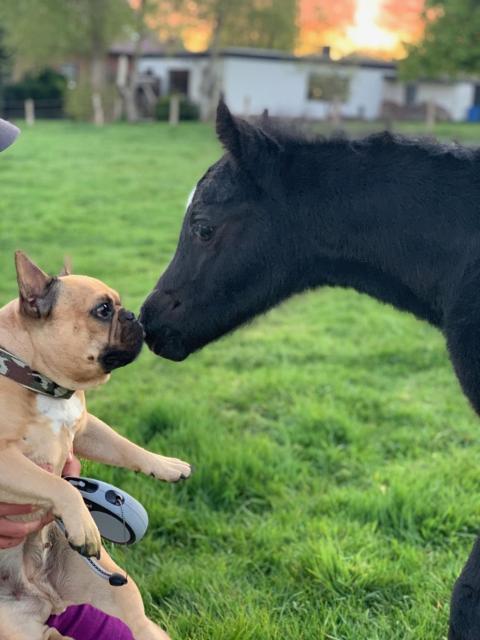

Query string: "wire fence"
[0, 98, 64, 120]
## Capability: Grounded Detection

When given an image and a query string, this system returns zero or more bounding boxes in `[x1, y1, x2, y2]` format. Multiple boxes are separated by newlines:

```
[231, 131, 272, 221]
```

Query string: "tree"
[179, 0, 297, 51]
[0, 0, 134, 124]
[297, 0, 355, 55]
[400, 0, 480, 79]
[176, 0, 297, 119]
[379, 0, 425, 43]
[0, 28, 11, 110]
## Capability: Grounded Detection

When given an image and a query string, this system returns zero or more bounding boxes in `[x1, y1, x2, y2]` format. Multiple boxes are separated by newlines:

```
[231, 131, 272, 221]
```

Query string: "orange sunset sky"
[298, 0, 425, 58]
[177, 0, 426, 59]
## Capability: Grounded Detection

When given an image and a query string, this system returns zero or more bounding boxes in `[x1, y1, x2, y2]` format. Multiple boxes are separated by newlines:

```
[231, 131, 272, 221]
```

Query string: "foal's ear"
[15, 251, 58, 319]
[216, 99, 281, 177]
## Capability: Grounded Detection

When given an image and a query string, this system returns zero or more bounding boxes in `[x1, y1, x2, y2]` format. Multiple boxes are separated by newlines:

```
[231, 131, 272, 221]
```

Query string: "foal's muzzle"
[139, 291, 189, 361]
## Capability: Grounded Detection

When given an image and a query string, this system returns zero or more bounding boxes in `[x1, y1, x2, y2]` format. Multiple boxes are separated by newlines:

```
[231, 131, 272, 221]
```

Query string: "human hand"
[0, 503, 52, 549]
[62, 451, 82, 478]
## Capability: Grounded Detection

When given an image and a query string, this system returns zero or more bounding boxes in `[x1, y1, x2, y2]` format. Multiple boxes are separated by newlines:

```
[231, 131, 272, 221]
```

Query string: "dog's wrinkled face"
[15, 252, 144, 390]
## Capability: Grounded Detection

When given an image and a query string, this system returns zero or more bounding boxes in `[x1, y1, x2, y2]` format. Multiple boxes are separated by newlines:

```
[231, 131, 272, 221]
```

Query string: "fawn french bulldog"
[0, 252, 191, 640]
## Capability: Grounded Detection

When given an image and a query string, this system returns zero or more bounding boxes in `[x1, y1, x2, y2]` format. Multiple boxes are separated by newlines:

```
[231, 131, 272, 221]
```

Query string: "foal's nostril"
[164, 289, 181, 311]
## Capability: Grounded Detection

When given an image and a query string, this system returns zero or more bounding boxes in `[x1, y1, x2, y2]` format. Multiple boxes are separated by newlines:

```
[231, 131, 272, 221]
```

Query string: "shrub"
[3, 68, 66, 102]
[65, 79, 117, 122]
[155, 95, 200, 121]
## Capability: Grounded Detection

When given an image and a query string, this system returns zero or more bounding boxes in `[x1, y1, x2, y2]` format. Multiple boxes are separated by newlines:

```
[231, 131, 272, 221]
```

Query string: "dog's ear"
[15, 251, 58, 319]
[59, 256, 72, 277]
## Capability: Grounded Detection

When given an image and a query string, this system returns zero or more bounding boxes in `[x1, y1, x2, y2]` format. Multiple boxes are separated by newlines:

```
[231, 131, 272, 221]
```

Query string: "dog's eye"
[192, 222, 215, 241]
[93, 302, 113, 321]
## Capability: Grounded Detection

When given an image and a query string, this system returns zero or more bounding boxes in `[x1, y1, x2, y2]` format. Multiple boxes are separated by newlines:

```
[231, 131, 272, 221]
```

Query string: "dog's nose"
[119, 309, 135, 322]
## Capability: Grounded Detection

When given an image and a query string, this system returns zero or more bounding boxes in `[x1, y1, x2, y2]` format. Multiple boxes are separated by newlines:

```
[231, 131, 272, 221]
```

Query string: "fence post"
[169, 95, 180, 126]
[91, 93, 105, 127]
[426, 100, 436, 132]
[25, 98, 35, 126]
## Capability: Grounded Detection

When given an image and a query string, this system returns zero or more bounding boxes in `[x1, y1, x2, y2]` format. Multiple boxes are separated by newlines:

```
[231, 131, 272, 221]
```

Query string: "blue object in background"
[467, 106, 480, 122]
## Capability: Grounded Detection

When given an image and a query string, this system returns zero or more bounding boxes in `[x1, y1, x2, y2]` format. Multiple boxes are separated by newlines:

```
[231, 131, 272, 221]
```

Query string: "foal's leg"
[444, 303, 480, 418]
[449, 537, 480, 640]
[444, 284, 480, 639]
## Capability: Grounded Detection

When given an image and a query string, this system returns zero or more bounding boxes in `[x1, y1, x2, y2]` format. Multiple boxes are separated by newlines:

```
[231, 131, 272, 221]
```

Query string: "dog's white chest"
[36, 395, 84, 435]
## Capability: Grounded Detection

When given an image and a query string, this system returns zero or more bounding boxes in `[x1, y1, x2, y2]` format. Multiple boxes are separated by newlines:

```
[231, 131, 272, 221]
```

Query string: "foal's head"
[141, 100, 293, 360]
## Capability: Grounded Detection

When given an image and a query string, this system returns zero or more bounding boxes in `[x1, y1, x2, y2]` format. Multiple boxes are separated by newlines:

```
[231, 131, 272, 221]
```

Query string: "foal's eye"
[93, 301, 113, 321]
[192, 222, 215, 241]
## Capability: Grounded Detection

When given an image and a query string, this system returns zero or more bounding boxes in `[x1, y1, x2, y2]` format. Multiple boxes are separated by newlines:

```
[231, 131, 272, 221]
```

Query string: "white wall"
[221, 57, 386, 120]
[345, 67, 386, 119]
[382, 80, 404, 104]
[139, 53, 475, 122]
[383, 79, 474, 121]
[222, 57, 315, 118]
[416, 82, 474, 121]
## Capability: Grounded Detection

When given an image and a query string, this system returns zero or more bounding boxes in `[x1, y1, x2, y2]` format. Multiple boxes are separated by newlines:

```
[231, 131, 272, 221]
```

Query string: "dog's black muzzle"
[99, 308, 144, 373]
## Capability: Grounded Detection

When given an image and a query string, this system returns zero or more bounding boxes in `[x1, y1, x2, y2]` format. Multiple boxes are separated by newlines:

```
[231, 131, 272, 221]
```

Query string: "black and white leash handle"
[63, 476, 149, 545]
[57, 476, 150, 587]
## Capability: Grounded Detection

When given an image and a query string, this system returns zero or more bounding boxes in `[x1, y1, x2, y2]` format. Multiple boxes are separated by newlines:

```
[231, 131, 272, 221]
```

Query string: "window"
[308, 73, 349, 102]
[405, 83, 417, 107]
[169, 70, 189, 96]
[473, 84, 480, 106]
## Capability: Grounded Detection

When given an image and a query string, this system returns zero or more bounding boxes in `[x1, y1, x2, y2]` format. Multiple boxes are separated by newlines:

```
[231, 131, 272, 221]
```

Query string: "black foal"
[141, 100, 480, 639]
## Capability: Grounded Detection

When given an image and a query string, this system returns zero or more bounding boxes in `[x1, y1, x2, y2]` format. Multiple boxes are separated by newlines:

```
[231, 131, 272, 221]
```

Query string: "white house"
[130, 45, 480, 122]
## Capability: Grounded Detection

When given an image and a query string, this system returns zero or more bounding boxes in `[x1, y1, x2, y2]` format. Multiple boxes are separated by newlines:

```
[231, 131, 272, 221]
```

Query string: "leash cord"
[116, 494, 129, 583]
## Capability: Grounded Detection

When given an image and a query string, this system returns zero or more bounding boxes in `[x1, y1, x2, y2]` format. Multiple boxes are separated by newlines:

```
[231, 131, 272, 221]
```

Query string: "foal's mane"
[255, 116, 477, 163]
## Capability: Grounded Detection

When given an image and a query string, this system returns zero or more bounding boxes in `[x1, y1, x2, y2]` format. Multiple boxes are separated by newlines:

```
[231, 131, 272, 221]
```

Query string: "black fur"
[140, 100, 480, 638]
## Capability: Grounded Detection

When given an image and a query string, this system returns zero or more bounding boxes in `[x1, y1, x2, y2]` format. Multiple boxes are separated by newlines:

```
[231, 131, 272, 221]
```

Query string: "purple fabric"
[48, 604, 135, 640]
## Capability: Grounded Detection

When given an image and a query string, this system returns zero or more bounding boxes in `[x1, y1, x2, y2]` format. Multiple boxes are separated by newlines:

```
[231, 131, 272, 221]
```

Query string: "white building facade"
[137, 48, 479, 123]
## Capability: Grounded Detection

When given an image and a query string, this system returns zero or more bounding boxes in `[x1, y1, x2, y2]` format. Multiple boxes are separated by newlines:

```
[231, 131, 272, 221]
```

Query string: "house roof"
[110, 35, 184, 56]
[109, 42, 397, 71]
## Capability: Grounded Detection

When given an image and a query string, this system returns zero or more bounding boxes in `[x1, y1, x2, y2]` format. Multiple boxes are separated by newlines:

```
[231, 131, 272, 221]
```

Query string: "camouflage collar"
[0, 347, 75, 399]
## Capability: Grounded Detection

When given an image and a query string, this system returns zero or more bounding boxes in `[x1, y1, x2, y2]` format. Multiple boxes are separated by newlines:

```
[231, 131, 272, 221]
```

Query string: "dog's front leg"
[0, 445, 101, 557]
[73, 413, 191, 482]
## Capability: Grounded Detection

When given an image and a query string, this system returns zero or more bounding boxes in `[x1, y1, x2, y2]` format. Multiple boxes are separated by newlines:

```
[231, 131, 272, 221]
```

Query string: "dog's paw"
[60, 503, 102, 559]
[147, 454, 192, 483]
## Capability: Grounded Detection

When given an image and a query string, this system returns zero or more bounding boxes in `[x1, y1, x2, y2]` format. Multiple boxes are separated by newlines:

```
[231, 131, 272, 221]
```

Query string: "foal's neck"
[280, 137, 473, 328]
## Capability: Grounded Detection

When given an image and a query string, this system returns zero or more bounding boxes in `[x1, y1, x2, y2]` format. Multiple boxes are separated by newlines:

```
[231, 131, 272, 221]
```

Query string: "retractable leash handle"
[57, 476, 149, 587]
[0, 119, 20, 152]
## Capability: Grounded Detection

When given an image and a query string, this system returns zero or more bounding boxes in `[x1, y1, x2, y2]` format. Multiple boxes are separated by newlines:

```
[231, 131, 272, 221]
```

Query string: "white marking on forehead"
[186, 184, 197, 210]
[36, 394, 84, 435]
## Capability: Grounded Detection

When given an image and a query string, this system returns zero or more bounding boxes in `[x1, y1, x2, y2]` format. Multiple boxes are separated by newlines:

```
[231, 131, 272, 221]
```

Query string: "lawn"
[2, 120, 480, 640]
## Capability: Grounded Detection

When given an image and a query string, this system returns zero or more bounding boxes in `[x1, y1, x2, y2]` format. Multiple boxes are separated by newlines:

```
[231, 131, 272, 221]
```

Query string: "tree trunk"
[426, 99, 436, 132]
[330, 98, 341, 128]
[88, 0, 107, 126]
[123, 0, 148, 123]
[90, 53, 105, 126]
[201, 9, 225, 122]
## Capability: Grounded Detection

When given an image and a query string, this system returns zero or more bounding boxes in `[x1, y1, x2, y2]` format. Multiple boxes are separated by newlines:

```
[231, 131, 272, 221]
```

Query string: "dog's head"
[14, 251, 144, 390]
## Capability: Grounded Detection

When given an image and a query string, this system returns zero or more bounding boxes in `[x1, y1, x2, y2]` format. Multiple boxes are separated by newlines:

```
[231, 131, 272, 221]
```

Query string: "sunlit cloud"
[347, 0, 399, 51]
[298, 0, 423, 58]
[138, 0, 425, 60]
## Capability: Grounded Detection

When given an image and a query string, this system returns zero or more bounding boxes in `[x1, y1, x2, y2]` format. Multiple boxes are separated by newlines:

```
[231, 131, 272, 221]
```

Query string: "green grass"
[2, 120, 480, 639]
[317, 119, 480, 143]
